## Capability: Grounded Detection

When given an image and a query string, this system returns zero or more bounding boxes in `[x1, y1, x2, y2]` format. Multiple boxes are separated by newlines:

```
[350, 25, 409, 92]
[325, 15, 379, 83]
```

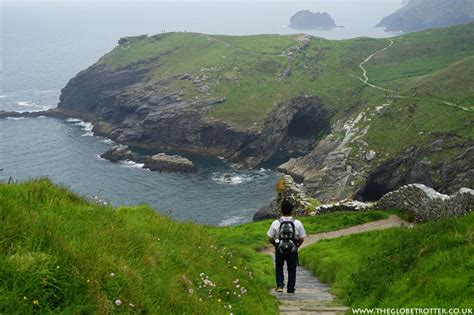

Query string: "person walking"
[267, 199, 306, 293]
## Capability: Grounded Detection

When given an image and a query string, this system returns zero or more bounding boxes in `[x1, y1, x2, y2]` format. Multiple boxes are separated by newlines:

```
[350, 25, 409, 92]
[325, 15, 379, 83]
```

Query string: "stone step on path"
[270, 256, 348, 315]
[265, 215, 413, 314]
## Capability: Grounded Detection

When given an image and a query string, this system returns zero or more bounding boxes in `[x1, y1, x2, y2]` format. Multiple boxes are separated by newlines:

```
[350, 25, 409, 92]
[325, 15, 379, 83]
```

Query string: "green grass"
[209, 211, 390, 252]
[4, 179, 470, 311]
[367, 23, 474, 84]
[0, 179, 278, 314]
[0, 179, 395, 313]
[299, 213, 474, 308]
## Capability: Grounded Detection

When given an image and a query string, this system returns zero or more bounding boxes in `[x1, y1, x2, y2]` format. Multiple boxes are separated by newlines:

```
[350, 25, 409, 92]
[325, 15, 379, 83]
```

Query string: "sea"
[0, 1, 401, 225]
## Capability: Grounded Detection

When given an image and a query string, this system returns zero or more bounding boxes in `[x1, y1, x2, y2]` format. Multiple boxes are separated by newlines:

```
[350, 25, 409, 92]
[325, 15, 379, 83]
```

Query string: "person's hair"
[281, 200, 294, 216]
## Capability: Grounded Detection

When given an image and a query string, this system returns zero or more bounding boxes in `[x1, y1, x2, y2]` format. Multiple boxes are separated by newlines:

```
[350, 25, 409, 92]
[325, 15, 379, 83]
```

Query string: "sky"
[3, 0, 403, 2]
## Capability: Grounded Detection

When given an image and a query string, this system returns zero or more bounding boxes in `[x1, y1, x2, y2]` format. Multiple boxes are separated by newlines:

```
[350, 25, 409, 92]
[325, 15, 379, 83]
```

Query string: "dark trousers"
[275, 250, 298, 293]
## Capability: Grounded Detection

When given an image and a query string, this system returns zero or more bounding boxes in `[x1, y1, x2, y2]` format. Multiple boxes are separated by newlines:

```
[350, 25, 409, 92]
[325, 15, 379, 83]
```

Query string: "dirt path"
[354, 39, 472, 112]
[357, 39, 394, 87]
[264, 215, 413, 314]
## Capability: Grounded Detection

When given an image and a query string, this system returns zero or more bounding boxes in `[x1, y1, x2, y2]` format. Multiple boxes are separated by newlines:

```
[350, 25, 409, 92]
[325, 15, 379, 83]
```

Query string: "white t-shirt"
[267, 216, 307, 240]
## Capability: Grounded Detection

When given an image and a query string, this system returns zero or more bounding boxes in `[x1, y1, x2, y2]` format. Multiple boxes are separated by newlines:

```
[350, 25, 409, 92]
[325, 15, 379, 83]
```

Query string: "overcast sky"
[4, 0, 402, 2]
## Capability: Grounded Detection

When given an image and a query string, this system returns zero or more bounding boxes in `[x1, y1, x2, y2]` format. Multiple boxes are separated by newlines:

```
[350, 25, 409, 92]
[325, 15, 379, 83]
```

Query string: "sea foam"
[119, 160, 145, 169]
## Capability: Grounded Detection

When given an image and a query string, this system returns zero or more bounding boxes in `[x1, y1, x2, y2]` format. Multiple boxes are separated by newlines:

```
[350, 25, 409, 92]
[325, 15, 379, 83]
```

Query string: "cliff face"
[58, 52, 332, 167]
[377, 0, 474, 32]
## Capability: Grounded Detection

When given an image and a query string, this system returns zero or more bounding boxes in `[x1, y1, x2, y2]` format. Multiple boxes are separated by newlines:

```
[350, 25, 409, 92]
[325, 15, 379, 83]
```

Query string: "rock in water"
[290, 10, 337, 29]
[100, 145, 133, 163]
[142, 153, 197, 173]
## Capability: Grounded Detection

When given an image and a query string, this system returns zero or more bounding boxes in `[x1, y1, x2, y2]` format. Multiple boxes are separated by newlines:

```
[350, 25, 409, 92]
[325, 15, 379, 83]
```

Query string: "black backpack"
[277, 218, 298, 254]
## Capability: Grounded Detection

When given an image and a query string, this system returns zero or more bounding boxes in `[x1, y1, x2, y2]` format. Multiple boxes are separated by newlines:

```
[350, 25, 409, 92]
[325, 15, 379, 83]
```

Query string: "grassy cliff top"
[97, 24, 473, 128]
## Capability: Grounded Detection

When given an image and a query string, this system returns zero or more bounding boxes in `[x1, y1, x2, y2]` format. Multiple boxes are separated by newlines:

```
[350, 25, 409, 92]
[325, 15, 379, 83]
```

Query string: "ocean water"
[0, 1, 401, 225]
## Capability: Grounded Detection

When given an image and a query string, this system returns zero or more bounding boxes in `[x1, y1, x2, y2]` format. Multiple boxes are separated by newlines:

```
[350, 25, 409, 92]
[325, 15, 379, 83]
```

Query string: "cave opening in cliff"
[287, 113, 329, 138]
[358, 181, 392, 201]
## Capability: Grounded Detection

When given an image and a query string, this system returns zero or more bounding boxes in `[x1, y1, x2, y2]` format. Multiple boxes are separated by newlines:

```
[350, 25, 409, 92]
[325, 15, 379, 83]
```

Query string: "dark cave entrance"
[287, 113, 330, 139]
[357, 181, 392, 201]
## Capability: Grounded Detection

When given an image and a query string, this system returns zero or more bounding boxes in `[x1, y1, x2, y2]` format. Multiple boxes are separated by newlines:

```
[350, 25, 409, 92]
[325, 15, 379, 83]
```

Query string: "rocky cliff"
[58, 33, 336, 168]
[54, 27, 473, 203]
[377, 0, 474, 32]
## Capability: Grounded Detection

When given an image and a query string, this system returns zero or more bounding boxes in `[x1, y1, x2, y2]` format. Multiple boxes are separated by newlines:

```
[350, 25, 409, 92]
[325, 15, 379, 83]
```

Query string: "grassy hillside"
[0, 179, 392, 314]
[100, 33, 384, 127]
[300, 213, 474, 308]
[0, 179, 278, 314]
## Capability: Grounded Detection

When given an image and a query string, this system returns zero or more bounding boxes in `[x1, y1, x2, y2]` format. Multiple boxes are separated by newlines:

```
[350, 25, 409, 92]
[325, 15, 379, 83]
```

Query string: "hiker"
[267, 199, 306, 293]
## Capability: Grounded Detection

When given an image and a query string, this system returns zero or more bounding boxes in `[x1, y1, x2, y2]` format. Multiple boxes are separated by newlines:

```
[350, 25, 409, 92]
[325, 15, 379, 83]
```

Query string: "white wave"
[37, 90, 57, 94]
[17, 101, 46, 109]
[217, 156, 225, 160]
[66, 118, 82, 122]
[119, 160, 144, 169]
[17, 101, 34, 107]
[74, 121, 94, 136]
[0, 95, 6, 99]
[218, 215, 247, 227]
[212, 168, 271, 184]
[212, 172, 253, 185]
[96, 154, 106, 161]
[100, 138, 115, 144]
[37, 116, 46, 119]
[15, 101, 49, 112]
[6, 117, 26, 121]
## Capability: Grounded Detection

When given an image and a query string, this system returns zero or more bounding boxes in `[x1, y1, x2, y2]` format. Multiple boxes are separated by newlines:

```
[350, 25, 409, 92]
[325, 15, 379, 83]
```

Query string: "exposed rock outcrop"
[141, 153, 197, 173]
[278, 105, 474, 204]
[233, 95, 332, 168]
[377, 0, 474, 33]
[253, 175, 315, 221]
[278, 111, 368, 202]
[377, 184, 473, 222]
[356, 143, 474, 201]
[289, 10, 337, 29]
[100, 145, 133, 163]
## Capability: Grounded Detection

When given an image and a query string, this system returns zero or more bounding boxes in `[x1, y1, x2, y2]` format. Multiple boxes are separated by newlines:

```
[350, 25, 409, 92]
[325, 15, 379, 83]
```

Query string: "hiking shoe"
[287, 290, 295, 294]
[275, 286, 284, 292]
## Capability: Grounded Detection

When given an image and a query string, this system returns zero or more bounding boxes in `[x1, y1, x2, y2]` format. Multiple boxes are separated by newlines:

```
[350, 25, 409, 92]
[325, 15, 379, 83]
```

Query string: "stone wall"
[253, 175, 473, 223]
[377, 184, 473, 222]
[314, 200, 374, 215]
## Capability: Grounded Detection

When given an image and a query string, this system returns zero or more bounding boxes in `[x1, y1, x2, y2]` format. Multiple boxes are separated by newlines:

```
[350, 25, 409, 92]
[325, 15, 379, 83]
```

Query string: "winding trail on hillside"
[354, 39, 472, 112]
[263, 215, 413, 314]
